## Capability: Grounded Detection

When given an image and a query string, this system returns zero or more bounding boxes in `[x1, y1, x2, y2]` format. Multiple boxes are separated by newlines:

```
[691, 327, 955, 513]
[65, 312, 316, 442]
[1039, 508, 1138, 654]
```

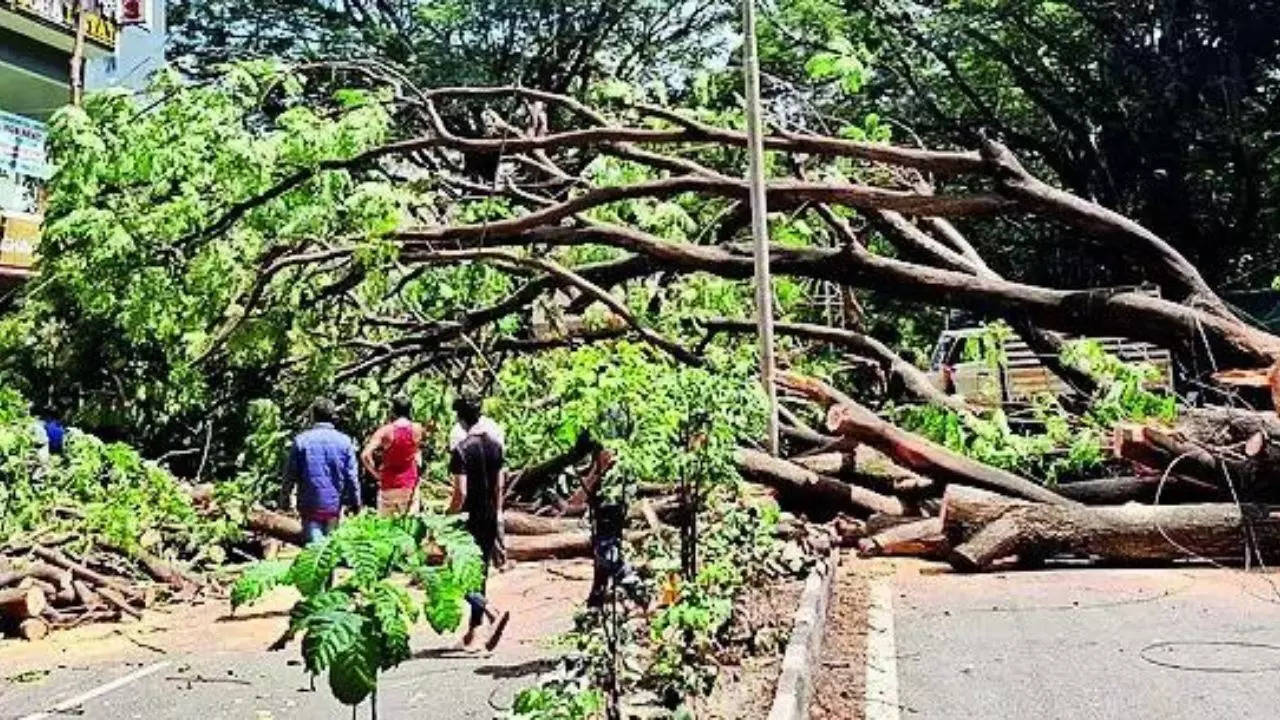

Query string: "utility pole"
[69, 0, 87, 106]
[741, 0, 780, 455]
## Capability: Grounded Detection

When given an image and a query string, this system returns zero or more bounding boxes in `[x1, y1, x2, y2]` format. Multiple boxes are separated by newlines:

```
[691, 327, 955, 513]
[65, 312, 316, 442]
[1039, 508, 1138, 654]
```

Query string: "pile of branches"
[734, 373, 1280, 572]
[0, 544, 199, 640]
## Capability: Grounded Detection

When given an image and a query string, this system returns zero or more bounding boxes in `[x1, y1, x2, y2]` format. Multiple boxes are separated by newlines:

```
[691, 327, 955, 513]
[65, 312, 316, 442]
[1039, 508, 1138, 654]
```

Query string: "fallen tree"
[941, 485, 1280, 572]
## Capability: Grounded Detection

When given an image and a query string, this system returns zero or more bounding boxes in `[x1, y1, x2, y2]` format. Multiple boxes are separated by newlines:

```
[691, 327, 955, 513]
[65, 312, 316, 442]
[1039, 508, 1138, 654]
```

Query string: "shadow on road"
[474, 658, 557, 680]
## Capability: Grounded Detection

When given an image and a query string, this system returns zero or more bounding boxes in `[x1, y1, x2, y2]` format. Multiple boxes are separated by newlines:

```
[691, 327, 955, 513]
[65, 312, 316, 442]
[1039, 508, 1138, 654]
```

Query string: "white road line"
[865, 578, 901, 720]
[19, 661, 170, 720]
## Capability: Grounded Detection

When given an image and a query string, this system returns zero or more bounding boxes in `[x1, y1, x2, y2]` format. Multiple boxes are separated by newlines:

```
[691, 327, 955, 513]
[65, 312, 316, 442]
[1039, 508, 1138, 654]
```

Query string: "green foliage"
[896, 338, 1179, 484]
[511, 680, 604, 720]
[170, 2, 733, 94]
[1061, 340, 1178, 426]
[488, 342, 765, 496]
[229, 560, 291, 610]
[0, 63, 399, 460]
[0, 387, 234, 560]
[231, 511, 482, 708]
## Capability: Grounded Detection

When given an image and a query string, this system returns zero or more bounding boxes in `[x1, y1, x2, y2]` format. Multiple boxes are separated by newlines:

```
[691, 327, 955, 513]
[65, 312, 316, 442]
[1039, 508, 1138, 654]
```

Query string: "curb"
[766, 549, 839, 720]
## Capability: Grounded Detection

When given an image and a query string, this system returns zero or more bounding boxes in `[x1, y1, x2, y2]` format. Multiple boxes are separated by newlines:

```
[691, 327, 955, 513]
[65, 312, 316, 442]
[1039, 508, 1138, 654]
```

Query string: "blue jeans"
[303, 516, 338, 545]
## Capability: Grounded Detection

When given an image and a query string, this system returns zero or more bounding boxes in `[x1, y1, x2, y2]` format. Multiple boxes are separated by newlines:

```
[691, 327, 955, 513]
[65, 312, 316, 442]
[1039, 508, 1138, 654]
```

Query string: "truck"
[928, 327, 1174, 406]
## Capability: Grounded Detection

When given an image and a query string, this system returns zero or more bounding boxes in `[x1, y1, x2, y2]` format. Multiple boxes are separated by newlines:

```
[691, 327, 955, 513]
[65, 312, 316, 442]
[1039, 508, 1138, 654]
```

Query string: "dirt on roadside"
[0, 558, 592, 677]
[810, 551, 874, 720]
[703, 575, 805, 720]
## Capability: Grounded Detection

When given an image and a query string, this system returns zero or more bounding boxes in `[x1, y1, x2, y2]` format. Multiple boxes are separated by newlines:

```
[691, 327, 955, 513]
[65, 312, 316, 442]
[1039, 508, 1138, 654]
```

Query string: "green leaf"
[300, 608, 365, 676]
[328, 623, 380, 706]
[419, 567, 465, 634]
[229, 559, 291, 611]
[289, 535, 343, 596]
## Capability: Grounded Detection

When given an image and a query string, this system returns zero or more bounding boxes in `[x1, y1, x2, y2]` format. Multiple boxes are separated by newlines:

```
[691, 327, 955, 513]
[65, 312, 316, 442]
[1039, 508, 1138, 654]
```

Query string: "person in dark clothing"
[280, 398, 362, 544]
[445, 395, 510, 652]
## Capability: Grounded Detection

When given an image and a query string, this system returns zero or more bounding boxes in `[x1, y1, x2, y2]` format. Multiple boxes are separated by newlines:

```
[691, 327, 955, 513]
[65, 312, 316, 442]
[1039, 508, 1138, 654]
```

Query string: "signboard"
[0, 212, 39, 270]
[0, 111, 51, 182]
[0, 112, 46, 270]
[7, 0, 120, 48]
[118, 0, 143, 25]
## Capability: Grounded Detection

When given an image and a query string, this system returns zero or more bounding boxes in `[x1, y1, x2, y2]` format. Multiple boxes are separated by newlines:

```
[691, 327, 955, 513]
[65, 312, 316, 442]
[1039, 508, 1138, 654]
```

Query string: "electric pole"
[741, 0, 780, 455]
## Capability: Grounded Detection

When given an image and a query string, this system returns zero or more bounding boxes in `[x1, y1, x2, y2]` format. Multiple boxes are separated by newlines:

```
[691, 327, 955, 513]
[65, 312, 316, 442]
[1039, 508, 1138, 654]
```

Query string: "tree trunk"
[822, 401, 1071, 505]
[73, 580, 103, 608]
[734, 448, 905, 519]
[858, 518, 947, 559]
[0, 586, 47, 621]
[246, 509, 304, 543]
[504, 511, 584, 536]
[940, 485, 1280, 572]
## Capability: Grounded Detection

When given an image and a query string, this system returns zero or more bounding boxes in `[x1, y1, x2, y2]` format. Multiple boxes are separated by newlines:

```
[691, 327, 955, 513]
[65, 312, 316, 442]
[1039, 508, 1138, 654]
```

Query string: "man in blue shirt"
[280, 398, 361, 544]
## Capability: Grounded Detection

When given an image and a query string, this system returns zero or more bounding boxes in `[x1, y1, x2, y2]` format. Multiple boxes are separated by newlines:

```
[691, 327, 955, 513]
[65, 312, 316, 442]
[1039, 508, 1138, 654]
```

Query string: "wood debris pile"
[0, 543, 201, 641]
[732, 373, 1280, 573]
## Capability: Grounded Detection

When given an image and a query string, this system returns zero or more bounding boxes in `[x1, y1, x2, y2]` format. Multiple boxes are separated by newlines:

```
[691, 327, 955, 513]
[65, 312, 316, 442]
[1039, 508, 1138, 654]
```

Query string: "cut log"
[504, 511, 584, 536]
[73, 580, 103, 608]
[31, 547, 135, 597]
[734, 448, 905, 520]
[26, 562, 73, 592]
[18, 618, 49, 641]
[102, 545, 194, 591]
[940, 485, 1280, 572]
[247, 509, 304, 543]
[96, 586, 143, 620]
[505, 532, 593, 561]
[1055, 476, 1223, 505]
[19, 577, 57, 597]
[1111, 423, 1280, 501]
[790, 452, 857, 478]
[858, 518, 947, 559]
[791, 447, 934, 498]
[0, 586, 47, 620]
[826, 404, 1070, 505]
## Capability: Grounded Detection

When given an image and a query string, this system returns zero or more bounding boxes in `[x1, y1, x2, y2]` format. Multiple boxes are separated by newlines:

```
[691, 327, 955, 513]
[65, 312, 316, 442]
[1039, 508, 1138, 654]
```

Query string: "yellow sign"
[0, 212, 40, 269]
[8, 0, 119, 48]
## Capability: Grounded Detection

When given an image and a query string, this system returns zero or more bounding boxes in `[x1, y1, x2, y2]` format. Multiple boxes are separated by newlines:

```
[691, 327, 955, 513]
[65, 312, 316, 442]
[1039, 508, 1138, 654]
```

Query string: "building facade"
[1, 0, 165, 285]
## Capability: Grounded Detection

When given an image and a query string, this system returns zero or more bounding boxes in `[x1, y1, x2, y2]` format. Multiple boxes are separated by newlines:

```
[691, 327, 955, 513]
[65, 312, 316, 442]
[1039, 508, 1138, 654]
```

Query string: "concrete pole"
[741, 0, 780, 455]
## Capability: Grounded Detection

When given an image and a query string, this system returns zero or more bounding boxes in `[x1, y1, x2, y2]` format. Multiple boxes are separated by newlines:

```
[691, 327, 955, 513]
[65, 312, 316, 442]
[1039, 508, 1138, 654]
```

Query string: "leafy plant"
[231, 512, 483, 710]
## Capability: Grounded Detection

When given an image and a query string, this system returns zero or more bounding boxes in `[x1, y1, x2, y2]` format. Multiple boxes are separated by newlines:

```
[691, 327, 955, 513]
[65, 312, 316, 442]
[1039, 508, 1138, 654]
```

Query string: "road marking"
[19, 661, 170, 720]
[865, 578, 901, 720]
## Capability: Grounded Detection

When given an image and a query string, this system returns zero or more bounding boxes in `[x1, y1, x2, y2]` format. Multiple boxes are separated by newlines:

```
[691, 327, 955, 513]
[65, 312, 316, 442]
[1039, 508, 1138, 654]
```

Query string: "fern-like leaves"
[229, 560, 291, 611]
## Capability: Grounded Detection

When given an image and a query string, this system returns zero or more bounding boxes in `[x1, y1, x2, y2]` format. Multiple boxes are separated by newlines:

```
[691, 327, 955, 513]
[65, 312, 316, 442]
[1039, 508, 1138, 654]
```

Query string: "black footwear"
[484, 611, 511, 651]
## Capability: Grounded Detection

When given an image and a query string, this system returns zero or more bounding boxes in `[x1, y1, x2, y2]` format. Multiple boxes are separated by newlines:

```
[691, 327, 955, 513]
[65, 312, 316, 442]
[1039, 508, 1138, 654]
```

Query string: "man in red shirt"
[361, 395, 429, 516]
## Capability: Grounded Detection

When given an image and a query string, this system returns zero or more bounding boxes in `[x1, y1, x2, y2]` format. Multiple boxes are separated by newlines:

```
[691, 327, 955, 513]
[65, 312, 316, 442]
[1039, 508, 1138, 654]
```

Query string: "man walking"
[361, 394, 428, 516]
[281, 398, 361, 544]
[446, 395, 510, 651]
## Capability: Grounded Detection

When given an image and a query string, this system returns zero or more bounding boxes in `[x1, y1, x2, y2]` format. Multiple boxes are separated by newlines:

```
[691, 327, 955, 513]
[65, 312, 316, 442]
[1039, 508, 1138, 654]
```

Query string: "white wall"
[86, 0, 166, 92]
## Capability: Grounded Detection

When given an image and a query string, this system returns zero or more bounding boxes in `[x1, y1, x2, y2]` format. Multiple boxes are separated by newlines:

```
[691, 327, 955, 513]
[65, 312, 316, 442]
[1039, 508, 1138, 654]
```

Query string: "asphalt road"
[881, 565, 1280, 720]
[2, 642, 554, 719]
[1, 561, 591, 720]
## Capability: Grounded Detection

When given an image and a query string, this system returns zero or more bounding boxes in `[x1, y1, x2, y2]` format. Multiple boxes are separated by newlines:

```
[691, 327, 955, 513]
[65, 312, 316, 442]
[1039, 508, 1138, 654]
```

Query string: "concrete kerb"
[766, 549, 840, 720]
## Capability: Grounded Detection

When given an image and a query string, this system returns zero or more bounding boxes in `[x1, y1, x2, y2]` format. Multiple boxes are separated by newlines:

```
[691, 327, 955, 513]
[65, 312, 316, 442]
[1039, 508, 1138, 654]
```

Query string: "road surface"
[867, 562, 1280, 720]
[1, 561, 591, 720]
